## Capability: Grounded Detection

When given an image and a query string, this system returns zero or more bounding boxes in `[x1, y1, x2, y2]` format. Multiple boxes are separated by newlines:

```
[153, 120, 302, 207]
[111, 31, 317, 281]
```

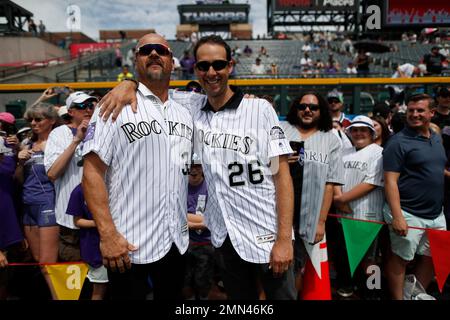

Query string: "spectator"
[422, 46, 446, 76]
[182, 157, 214, 300]
[300, 52, 313, 69]
[44, 92, 98, 263]
[439, 44, 449, 58]
[270, 62, 278, 76]
[315, 59, 325, 71]
[383, 93, 447, 300]
[327, 89, 351, 128]
[180, 50, 195, 80]
[17, 103, 60, 299]
[114, 45, 123, 68]
[372, 102, 393, 129]
[243, 45, 252, 57]
[333, 115, 385, 299]
[431, 86, 450, 128]
[66, 184, 108, 300]
[301, 42, 312, 52]
[282, 91, 344, 298]
[251, 58, 265, 75]
[38, 20, 46, 36]
[185, 80, 203, 94]
[172, 56, 182, 80]
[125, 47, 136, 70]
[371, 115, 391, 147]
[341, 37, 353, 56]
[346, 62, 357, 75]
[354, 49, 371, 77]
[387, 63, 424, 104]
[0, 114, 23, 300]
[27, 18, 37, 36]
[117, 65, 134, 82]
[259, 46, 268, 57]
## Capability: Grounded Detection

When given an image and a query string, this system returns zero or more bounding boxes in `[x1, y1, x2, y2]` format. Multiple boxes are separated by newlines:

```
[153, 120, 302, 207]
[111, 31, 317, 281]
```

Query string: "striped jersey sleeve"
[263, 101, 293, 158]
[82, 108, 117, 165]
[326, 134, 344, 185]
[364, 146, 384, 187]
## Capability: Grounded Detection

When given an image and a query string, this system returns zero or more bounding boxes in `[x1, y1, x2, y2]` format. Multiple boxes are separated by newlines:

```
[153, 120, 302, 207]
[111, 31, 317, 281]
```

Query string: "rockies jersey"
[281, 122, 344, 244]
[45, 125, 84, 229]
[82, 84, 192, 264]
[171, 88, 293, 263]
[341, 143, 384, 221]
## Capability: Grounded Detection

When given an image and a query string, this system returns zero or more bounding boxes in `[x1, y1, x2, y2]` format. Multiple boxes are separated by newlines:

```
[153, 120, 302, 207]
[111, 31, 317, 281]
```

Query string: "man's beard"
[298, 117, 319, 129]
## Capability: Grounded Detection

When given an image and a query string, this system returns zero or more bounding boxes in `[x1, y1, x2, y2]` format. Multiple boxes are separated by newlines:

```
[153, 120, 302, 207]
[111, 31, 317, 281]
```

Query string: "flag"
[427, 229, 450, 292]
[301, 236, 331, 300]
[45, 263, 88, 300]
[341, 218, 383, 277]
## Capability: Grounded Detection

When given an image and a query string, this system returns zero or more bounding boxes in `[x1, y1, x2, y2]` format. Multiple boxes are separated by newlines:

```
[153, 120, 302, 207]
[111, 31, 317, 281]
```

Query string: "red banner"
[69, 43, 113, 58]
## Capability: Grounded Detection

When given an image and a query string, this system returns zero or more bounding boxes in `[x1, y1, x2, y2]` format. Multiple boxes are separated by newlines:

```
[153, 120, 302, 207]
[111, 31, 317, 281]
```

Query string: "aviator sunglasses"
[296, 103, 320, 111]
[195, 60, 229, 72]
[136, 43, 172, 57]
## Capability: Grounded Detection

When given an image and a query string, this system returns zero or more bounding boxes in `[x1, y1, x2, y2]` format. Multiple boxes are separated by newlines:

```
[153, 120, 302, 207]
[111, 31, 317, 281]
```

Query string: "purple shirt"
[188, 179, 210, 243]
[66, 184, 102, 268]
[0, 141, 23, 249]
[22, 146, 55, 205]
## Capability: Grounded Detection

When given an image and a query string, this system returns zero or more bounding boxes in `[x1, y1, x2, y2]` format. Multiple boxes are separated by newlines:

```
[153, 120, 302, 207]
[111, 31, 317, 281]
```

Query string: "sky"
[14, 0, 268, 41]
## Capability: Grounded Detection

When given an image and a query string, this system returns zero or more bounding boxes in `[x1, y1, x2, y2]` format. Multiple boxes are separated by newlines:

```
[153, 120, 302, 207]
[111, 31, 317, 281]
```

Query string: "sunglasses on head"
[136, 43, 172, 57]
[296, 103, 320, 111]
[195, 60, 229, 72]
[71, 101, 95, 110]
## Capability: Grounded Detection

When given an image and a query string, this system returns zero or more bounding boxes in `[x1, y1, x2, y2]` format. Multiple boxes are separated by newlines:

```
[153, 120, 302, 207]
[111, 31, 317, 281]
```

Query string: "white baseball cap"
[66, 91, 98, 108]
[346, 115, 376, 134]
[57, 106, 68, 117]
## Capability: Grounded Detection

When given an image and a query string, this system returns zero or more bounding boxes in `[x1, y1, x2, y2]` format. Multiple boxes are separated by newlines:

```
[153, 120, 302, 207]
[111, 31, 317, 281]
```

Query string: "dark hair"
[406, 93, 434, 109]
[391, 111, 406, 134]
[286, 91, 333, 132]
[193, 35, 232, 62]
[371, 115, 391, 147]
[185, 80, 203, 93]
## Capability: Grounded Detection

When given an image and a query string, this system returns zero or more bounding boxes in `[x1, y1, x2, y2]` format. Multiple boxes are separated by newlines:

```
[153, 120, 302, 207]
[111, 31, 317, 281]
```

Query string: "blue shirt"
[22, 147, 55, 205]
[66, 184, 102, 268]
[383, 126, 446, 219]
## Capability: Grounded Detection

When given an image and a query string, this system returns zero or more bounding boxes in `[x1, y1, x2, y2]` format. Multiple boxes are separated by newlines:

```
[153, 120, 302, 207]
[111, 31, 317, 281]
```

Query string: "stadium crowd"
[0, 33, 450, 301]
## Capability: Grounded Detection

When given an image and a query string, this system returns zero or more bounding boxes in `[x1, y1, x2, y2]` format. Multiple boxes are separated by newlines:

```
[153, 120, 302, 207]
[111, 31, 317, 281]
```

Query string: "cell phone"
[0, 131, 7, 138]
[53, 86, 71, 95]
[289, 141, 304, 154]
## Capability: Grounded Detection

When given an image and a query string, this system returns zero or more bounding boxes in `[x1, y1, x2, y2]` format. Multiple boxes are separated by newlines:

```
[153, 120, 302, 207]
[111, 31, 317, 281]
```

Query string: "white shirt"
[341, 143, 384, 221]
[251, 64, 265, 75]
[82, 84, 193, 264]
[44, 125, 83, 229]
[172, 90, 293, 263]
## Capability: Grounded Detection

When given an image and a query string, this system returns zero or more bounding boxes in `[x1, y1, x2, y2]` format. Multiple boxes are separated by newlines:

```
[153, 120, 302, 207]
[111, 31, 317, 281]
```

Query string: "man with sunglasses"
[327, 90, 351, 128]
[96, 35, 296, 300]
[44, 91, 97, 263]
[82, 33, 193, 300]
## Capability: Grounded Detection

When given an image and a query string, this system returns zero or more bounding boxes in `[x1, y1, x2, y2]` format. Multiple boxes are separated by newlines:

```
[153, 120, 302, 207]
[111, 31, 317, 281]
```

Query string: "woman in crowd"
[16, 103, 60, 299]
[371, 115, 391, 147]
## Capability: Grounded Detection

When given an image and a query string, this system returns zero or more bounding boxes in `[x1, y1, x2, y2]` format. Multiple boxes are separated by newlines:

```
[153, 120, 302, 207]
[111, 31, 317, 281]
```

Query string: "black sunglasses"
[136, 43, 172, 57]
[27, 117, 44, 123]
[71, 101, 95, 110]
[195, 60, 229, 72]
[328, 99, 341, 104]
[297, 103, 320, 111]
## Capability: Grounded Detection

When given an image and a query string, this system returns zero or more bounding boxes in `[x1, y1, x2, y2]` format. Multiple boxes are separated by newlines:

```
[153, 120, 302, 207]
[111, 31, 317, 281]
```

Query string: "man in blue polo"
[383, 93, 447, 300]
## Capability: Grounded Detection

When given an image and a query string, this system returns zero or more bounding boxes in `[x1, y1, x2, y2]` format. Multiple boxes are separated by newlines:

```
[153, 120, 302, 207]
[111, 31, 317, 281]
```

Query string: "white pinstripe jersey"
[82, 84, 192, 264]
[281, 122, 344, 243]
[44, 125, 83, 229]
[171, 89, 293, 263]
[341, 143, 384, 221]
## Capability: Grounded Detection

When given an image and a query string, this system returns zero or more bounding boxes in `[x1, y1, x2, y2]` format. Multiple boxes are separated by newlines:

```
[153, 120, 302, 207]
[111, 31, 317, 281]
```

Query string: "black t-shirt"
[431, 110, 450, 129]
[423, 53, 445, 74]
